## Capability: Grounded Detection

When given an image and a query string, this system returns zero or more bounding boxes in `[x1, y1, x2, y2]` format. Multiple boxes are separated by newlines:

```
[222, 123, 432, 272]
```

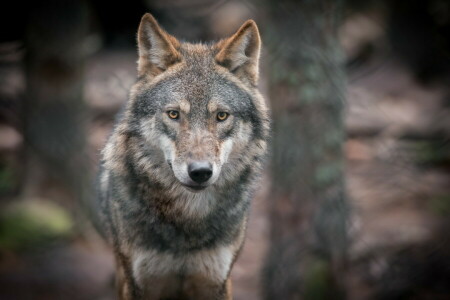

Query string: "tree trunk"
[23, 0, 90, 218]
[262, 1, 349, 299]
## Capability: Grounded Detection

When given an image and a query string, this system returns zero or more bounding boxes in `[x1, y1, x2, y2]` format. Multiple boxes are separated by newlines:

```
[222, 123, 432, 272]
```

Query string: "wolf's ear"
[137, 13, 182, 77]
[215, 20, 261, 85]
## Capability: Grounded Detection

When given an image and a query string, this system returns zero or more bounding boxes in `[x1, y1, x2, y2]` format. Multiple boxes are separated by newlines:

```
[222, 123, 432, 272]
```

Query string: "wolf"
[94, 13, 270, 300]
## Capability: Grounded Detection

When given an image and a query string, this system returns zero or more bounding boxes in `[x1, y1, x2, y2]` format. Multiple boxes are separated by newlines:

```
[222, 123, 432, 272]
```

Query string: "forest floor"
[0, 40, 449, 300]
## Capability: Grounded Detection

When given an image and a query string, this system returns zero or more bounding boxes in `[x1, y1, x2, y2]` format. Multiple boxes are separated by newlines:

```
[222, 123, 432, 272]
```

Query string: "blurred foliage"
[303, 257, 334, 300]
[0, 200, 73, 251]
[429, 194, 450, 216]
[0, 163, 16, 194]
[412, 139, 450, 166]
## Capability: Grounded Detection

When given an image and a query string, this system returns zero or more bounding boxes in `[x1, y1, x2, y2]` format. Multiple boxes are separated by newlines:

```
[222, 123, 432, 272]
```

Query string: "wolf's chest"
[132, 245, 235, 285]
[122, 187, 248, 252]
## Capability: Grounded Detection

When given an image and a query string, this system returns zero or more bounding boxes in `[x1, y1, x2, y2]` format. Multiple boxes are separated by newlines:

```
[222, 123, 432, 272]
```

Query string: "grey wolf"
[94, 12, 270, 300]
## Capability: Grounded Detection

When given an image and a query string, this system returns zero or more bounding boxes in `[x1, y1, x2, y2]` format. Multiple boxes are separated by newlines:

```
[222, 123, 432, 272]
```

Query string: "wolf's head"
[122, 13, 268, 193]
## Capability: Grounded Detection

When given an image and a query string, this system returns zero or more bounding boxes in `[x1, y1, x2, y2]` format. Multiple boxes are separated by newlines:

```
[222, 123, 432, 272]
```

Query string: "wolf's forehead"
[165, 73, 213, 106]
[162, 64, 243, 103]
[166, 72, 250, 110]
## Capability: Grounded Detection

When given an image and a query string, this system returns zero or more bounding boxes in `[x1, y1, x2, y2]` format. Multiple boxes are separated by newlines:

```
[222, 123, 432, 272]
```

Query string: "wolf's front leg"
[115, 254, 142, 300]
[182, 274, 233, 300]
[225, 278, 233, 300]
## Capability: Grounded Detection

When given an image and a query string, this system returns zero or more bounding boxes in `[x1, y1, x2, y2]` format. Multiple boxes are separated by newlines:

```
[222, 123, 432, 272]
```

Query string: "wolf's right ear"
[137, 13, 182, 77]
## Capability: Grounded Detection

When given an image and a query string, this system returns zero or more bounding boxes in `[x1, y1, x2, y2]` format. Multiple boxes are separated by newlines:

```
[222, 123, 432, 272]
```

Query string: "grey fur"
[93, 14, 270, 300]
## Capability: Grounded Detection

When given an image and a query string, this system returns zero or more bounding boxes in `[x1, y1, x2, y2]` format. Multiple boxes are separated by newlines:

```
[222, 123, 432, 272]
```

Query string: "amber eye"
[217, 112, 229, 121]
[167, 110, 179, 120]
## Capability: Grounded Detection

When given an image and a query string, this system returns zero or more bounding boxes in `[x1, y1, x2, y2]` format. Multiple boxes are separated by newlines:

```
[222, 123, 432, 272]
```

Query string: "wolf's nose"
[188, 161, 213, 184]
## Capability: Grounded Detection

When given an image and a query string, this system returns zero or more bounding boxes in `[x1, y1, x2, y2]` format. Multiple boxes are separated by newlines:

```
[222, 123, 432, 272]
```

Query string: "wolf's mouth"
[182, 184, 207, 192]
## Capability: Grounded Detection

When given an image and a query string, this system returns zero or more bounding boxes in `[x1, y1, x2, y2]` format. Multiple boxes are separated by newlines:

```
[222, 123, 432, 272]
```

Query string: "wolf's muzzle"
[188, 161, 213, 184]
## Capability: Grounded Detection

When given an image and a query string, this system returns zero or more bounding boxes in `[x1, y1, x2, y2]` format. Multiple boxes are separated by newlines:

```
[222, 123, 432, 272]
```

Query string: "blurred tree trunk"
[262, 0, 349, 299]
[23, 1, 90, 218]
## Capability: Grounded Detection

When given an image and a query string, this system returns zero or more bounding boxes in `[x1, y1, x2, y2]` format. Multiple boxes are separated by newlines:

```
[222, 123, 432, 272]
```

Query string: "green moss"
[304, 258, 331, 300]
[299, 84, 317, 103]
[314, 161, 343, 187]
[0, 200, 73, 251]
[0, 164, 15, 194]
[413, 140, 449, 165]
[304, 64, 323, 81]
[429, 194, 450, 216]
[324, 129, 344, 148]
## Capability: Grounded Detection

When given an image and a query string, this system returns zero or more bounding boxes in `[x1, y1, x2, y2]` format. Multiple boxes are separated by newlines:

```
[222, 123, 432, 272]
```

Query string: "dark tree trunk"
[262, 1, 349, 299]
[23, 0, 90, 218]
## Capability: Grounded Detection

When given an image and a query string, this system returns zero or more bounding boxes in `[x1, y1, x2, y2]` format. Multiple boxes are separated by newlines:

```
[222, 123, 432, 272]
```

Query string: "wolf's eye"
[217, 112, 229, 121]
[167, 110, 179, 120]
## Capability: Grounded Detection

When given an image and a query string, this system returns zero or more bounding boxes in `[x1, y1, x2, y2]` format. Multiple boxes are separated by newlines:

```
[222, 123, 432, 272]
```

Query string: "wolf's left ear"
[215, 20, 261, 85]
[137, 13, 182, 77]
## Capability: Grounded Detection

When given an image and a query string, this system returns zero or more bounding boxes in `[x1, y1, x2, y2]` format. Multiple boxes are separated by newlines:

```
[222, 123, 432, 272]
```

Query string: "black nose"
[188, 161, 213, 184]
